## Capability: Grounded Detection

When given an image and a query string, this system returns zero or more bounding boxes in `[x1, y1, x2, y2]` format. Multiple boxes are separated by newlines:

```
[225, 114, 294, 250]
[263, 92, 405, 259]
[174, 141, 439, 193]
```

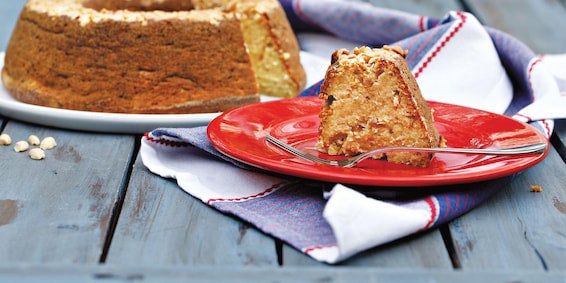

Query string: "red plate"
[207, 97, 549, 187]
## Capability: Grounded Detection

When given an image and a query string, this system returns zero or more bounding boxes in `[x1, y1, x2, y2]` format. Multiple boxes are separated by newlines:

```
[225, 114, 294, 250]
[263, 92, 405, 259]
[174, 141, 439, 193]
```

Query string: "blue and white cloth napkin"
[141, 0, 566, 264]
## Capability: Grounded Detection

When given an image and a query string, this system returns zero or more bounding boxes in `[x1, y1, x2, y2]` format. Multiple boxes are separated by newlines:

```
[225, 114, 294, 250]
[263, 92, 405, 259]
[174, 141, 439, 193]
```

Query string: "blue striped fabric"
[211, 184, 337, 249]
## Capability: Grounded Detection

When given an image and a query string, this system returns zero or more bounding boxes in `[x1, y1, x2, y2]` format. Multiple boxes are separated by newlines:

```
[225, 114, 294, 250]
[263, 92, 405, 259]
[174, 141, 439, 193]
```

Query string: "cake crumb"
[530, 185, 543, 193]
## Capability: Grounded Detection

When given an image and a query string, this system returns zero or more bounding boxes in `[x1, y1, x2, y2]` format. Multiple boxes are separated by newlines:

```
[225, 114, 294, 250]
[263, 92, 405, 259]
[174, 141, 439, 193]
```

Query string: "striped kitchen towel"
[142, 127, 510, 263]
[141, 1, 565, 263]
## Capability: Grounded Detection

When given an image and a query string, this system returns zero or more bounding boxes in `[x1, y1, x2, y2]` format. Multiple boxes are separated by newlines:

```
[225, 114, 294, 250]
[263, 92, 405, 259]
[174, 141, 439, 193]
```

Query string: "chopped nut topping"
[331, 48, 350, 64]
[393, 95, 400, 107]
[383, 45, 408, 58]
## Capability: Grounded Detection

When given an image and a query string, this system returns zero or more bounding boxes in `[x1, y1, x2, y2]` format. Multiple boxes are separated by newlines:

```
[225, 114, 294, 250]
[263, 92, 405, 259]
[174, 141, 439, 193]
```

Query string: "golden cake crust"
[2, 0, 305, 114]
[317, 46, 441, 167]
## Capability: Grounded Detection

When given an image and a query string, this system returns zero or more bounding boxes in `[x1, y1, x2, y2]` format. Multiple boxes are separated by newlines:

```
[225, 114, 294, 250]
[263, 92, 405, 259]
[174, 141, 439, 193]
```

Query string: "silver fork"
[265, 134, 547, 168]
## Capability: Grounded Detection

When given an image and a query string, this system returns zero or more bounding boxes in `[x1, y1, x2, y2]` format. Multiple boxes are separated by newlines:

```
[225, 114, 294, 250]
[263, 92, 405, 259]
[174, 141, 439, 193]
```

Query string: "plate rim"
[207, 96, 549, 187]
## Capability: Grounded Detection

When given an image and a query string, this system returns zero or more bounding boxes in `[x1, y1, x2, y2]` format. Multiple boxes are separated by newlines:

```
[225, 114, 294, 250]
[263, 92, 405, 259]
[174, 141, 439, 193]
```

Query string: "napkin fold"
[141, 0, 565, 264]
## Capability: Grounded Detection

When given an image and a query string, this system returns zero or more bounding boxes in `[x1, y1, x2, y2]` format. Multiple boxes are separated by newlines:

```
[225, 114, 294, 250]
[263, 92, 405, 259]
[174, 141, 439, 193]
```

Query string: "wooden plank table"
[1, 0, 565, 281]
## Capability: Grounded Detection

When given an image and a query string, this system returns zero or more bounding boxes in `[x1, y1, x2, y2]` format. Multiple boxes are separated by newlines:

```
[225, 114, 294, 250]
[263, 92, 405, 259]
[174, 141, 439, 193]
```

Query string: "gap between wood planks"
[440, 224, 462, 269]
[98, 135, 142, 263]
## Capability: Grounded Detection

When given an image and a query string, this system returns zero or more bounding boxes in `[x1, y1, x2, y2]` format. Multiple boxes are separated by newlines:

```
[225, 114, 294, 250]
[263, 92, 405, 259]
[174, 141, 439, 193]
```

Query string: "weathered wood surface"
[0, 0, 565, 281]
[0, 265, 565, 283]
[449, 148, 566, 270]
[105, 153, 279, 266]
[463, 0, 566, 54]
[0, 121, 136, 264]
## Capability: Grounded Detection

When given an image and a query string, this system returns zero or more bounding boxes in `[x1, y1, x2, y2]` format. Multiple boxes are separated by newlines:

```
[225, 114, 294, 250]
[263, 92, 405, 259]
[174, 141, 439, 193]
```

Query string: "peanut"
[14, 141, 29, 152]
[29, 148, 45, 160]
[0, 134, 12, 145]
[40, 137, 57, 150]
[28, 135, 40, 146]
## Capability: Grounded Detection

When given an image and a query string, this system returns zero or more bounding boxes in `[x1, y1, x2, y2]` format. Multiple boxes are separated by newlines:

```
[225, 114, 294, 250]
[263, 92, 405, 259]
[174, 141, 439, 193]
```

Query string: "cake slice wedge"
[317, 46, 442, 167]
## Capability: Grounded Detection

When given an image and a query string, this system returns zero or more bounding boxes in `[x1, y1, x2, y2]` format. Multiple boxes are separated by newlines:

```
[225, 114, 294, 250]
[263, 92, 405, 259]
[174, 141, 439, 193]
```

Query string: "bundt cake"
[317, 46, 441, 167]
[1, 0, 306, 114]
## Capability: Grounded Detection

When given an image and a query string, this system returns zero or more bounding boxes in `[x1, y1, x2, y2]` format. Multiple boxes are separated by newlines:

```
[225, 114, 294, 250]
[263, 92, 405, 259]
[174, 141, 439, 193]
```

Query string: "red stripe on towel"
[206, 182, 287, 205]
[541, 119, 552, 138]
[304, 244, 338, 255]
[421, 197, 438, 230]
[514, 113, 533, 122]
[419, 16, 426, 32]
[527, 56, 543, 103]
[415, 11, 467, 78]
[144, 132, 189, 147]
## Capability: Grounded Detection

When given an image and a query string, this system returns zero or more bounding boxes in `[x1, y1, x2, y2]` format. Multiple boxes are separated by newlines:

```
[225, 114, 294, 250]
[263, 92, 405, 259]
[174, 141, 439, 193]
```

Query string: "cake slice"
[233, 0, 307, 98]
[317, 46, 442, 167]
